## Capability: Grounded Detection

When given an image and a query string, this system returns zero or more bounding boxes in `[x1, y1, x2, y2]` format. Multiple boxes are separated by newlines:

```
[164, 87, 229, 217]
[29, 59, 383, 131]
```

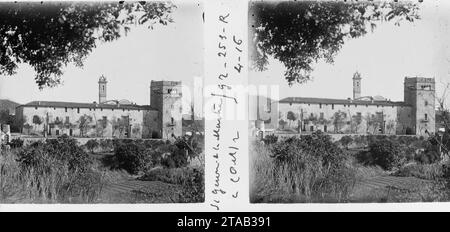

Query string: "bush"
[85, 139, 99, 153]
[18, 135, 92, 172]
[253, 131, 356, 203]
[339, 135, 353, 149]
[368, 138, 404, 170]
[9, 138, 24, 148]
[263, 134, 278, 145]
[99, 139, 114, 152]
[115, 141, 152, 174]
[178, 167, 204, 203]
[6, 135, 104, 202]
[161, 148, 187, 169]
[415, 150, 440, 164]
[161, 134, 203, 169]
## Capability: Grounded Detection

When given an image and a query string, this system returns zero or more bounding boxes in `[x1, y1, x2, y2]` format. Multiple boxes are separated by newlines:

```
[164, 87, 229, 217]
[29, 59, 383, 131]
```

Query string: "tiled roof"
[18, 101, 157, 111]
[279, 97, 409, 107]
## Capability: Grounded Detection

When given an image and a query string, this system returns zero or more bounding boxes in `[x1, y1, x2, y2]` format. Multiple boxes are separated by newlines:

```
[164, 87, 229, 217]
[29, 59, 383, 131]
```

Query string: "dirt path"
[97, 179, 181, 203]
[350, 175, 431, 202]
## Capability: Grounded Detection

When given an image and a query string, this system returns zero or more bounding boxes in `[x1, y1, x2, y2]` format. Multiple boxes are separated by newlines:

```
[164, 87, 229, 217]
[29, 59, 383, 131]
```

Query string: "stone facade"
[150, 81, 183, 139]
[252, 76, 435, 137]
[15, 78, 183, 140]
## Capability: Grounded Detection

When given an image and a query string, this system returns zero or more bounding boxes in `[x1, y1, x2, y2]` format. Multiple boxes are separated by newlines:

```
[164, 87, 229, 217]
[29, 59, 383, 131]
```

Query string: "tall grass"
[396, 163, 447, 180]
[250, 132, 357, 203]
[0, 140, 105, 203]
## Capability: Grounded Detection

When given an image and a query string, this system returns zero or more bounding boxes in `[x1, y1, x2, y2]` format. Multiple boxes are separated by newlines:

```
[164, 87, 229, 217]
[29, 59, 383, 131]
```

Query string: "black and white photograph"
[249, 0, 450, 203]
[0, 1, 205, 204]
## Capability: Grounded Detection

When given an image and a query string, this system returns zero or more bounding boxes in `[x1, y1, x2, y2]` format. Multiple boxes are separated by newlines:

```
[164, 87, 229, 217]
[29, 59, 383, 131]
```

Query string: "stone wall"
[276, 102, 410, 135]
[16, 106, 159, 139]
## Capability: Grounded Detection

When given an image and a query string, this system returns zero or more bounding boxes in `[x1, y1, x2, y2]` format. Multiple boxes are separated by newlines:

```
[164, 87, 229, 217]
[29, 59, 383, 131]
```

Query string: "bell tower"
[353, 71, 362, 99]
[98, 75, 107, 103]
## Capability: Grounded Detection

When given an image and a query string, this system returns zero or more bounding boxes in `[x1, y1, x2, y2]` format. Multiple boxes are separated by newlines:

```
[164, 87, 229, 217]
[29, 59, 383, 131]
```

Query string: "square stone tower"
[353, 71, 362, 99]
[150, 81, 183, 139]
[404, 77, 435, 136]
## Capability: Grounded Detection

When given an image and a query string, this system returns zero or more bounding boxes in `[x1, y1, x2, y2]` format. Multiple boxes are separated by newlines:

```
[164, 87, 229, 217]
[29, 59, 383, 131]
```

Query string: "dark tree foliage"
[249, 1, 420, 85]
[0, 1, 175, 88]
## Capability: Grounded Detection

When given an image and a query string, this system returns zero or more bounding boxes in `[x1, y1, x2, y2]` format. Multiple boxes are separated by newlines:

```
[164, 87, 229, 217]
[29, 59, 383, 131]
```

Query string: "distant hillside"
[0, 99, 20, 115]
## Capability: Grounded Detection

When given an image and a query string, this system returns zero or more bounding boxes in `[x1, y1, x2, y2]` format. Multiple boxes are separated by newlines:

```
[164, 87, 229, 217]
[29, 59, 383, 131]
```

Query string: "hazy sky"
[0, 1, 204, 116]
[249, 1, 450, 108]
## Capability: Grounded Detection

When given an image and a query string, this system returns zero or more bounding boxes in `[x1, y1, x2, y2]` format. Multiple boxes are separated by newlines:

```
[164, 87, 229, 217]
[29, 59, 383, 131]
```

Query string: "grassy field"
[250, 133, 450, 203]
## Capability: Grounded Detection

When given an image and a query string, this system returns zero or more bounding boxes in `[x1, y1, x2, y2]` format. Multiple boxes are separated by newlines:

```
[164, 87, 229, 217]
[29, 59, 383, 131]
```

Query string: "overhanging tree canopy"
[249, 1, 421, 85]
[0, 1, 175, 88]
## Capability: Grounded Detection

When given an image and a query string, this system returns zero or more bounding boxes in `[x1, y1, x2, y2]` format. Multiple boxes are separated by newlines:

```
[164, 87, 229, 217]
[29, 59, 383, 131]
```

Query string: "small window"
[310, 126, 314, 132]
[266, 98, 271, 113]
[65, 107, 67, 112]
[171, 117, 174, 124]
[77, 108, 80, 113]
[331, 104, 334, 110]
[56, 130, 60, 136]
[324, 125, 327, 132]
[320, 112, 324, 119]
[425, 101, 428, 106]
[425, 114, 428, 121]
[319, 103, 322, 109]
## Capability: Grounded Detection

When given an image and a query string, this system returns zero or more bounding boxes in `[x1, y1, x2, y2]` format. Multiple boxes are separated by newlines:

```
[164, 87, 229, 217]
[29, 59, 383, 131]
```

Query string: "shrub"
[263, 134, 278, 145]
[253, 131, 356, 203]
[178, 167, 204, 203]
[415, 150, 440, 164]
[161, 147, 187, 169]
[339, 135, 353, 149]
[368, 138, 404, 170]
[4, 135, 104, 203]
[115, 141, 152, 174]
[18, 135, 91, 172]
[9, 138, 24, 148]
[99, 139, 114, 152]
[85, 139, 99, 153]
